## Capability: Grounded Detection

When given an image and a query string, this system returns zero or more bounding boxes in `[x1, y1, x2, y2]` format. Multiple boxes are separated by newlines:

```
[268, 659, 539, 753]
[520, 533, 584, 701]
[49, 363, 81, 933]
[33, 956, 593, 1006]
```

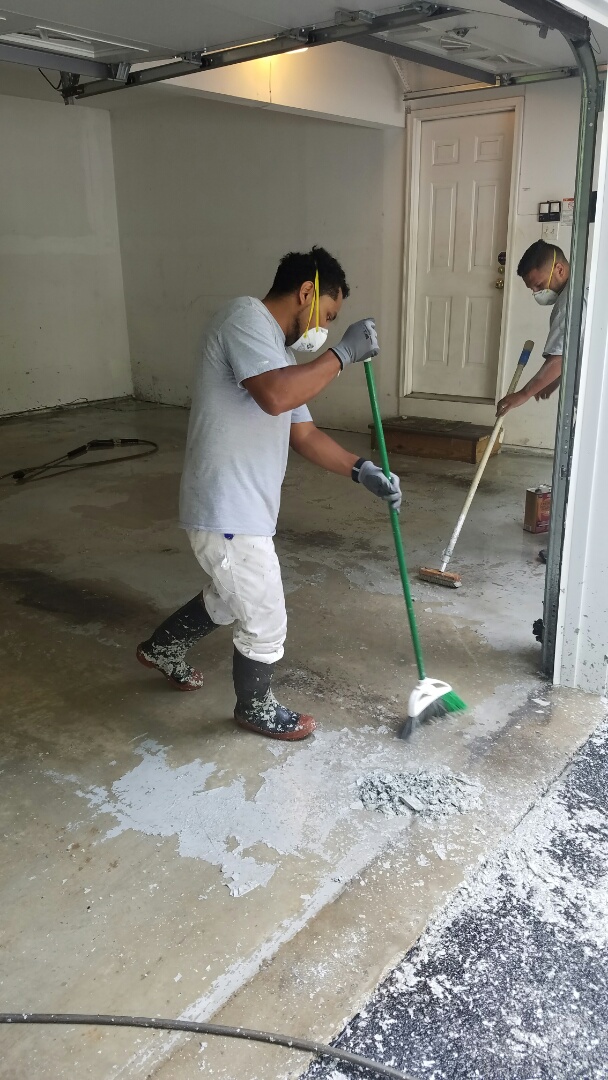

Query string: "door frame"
[400, 96, 525, 402]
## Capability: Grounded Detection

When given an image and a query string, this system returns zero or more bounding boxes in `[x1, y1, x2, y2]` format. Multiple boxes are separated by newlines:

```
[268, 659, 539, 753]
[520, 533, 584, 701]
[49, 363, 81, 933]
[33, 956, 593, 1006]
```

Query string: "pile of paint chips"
[356, 768, 483, 819]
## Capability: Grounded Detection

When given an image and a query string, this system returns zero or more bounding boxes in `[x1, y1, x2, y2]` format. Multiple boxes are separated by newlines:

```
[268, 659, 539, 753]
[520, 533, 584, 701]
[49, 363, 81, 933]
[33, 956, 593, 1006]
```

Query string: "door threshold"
[406, 392, 495, 405]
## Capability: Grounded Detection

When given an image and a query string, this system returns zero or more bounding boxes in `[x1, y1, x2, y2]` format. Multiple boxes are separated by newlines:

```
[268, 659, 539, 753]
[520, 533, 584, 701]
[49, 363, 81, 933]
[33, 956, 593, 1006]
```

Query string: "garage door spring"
[0, 438, 158, 484]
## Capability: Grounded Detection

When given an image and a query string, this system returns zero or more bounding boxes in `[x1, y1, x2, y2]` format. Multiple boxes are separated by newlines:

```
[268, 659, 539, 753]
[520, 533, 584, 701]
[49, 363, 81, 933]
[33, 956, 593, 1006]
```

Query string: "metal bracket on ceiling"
[110, 62, 131, 84]
[499, 0, 590, 42]
[53, 2, 462, 102]
[335, 9, 376, 24]
[497, 64, 578, 86]
[111, 62, 130, 82]
[59, 71, 79, 105]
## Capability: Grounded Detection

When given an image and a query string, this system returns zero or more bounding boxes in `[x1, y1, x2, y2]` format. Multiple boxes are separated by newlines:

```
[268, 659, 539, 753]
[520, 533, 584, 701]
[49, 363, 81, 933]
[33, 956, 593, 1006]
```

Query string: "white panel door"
[412, 110, 514, 399]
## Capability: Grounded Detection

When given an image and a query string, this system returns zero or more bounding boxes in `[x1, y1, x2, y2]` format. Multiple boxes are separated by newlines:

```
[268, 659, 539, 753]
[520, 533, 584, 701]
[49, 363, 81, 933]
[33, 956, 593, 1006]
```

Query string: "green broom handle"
[364, 360, 426, 681]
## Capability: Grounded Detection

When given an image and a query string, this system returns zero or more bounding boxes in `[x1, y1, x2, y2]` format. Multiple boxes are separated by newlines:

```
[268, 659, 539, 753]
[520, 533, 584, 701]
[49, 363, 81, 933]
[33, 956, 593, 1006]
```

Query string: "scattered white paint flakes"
[377, 733, 608, 1079]
[174, 973, 182, 983]
[45, 731, 414, 899]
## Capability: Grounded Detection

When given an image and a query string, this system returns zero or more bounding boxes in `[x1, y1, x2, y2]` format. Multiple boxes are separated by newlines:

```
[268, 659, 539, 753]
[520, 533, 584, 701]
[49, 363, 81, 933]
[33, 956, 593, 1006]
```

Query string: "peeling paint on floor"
[47, 730, 424, 897]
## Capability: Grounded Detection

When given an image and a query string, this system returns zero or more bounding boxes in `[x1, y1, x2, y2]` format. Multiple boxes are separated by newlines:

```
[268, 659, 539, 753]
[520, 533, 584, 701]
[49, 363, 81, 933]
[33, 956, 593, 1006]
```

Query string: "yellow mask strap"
[303, 270, 320, 337]
[547, 248, 557, 291]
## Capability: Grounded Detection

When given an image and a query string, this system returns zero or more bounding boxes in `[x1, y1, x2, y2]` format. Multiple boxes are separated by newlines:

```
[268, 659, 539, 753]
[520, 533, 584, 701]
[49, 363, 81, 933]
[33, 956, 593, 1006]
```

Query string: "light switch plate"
[542, 221, 560, 243]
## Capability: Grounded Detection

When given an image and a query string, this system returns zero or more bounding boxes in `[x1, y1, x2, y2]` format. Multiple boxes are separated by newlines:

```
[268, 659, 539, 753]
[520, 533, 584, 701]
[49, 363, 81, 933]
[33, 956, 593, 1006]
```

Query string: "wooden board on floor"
[370, 416, 502, 465]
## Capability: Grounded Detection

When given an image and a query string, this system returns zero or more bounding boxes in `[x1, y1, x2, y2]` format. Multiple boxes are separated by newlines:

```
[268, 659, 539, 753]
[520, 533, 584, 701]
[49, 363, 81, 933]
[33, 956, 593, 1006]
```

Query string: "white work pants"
[187, 530, 287, 664]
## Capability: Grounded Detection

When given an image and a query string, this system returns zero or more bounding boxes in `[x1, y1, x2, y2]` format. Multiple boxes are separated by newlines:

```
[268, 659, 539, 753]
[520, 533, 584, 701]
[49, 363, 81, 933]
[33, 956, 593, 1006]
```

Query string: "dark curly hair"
[518, 239, 567, 278]
[268, 245, 350, 300]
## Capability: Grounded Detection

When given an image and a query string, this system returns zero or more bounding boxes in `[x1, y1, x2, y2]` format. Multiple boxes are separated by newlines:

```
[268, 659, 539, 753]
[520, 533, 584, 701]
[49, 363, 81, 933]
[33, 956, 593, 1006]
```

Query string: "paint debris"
[46, 730, 415, 899]
[356, 768, 484, 819]
[306, 717, 608, 1080]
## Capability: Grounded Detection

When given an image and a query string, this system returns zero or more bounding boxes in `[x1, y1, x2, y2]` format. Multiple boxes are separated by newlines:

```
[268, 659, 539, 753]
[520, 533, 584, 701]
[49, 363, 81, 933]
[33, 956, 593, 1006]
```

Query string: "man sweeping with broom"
[136, 246, 402, 741]
[496, 240, 583, 419]
[496, 239, 587, 566]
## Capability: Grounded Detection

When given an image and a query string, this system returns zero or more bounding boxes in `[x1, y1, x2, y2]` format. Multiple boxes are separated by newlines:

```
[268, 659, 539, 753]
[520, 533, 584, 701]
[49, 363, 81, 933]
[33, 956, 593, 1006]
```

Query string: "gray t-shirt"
[543, 281, 587, 358]
[179, 297, 312, 536]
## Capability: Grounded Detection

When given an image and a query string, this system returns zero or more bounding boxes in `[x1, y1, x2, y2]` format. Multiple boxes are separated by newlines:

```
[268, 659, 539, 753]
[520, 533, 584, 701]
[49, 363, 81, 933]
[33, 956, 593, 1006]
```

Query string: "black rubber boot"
[232, 648, 316, 740]
[137, 595, 218, 690]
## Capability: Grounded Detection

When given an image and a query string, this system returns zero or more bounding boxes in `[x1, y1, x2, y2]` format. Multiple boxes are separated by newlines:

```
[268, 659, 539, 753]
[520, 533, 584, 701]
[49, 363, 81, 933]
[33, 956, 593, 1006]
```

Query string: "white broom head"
[407, 677, 454, 720]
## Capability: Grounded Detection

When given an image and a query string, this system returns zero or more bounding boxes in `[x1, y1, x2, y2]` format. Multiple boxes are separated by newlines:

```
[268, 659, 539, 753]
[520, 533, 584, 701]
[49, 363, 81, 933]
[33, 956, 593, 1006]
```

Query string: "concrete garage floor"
[0, 400, 605, 1080]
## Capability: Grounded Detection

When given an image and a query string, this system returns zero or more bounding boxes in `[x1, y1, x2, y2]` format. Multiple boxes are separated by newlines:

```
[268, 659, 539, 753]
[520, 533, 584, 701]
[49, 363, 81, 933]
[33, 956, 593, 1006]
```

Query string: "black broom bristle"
[398, 699, 448, 740]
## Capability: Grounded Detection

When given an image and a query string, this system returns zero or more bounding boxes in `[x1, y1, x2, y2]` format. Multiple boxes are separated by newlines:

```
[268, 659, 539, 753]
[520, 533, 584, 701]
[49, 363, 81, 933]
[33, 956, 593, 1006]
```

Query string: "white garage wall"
[0, 95, 132, 416]
[169, 41, 406, 129]
[111, 94, 405, 429]
[112, 74, 592, 450]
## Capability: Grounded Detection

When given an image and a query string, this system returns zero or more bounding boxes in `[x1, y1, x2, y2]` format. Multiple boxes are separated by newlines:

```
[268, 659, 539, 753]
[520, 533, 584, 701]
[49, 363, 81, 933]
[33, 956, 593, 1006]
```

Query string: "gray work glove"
[331, 318, 379, 367]
[354, 459, 402, 512]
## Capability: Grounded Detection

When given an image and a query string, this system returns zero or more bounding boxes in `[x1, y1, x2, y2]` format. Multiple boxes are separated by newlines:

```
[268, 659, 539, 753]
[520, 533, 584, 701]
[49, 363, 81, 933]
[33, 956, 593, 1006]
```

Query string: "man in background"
[497, 239, 586, 570]
[497, 240, 584, 417]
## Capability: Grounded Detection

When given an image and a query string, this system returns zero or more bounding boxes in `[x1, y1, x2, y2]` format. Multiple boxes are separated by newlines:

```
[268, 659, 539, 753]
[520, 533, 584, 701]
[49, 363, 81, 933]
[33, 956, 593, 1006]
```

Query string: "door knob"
[495, 278, 505, 290]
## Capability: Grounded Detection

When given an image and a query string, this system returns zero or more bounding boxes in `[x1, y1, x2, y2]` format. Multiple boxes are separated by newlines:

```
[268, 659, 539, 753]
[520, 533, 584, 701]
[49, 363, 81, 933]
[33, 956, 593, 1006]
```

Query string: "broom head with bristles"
[398, 677, 466, 740]
[418, 566, 462, 588]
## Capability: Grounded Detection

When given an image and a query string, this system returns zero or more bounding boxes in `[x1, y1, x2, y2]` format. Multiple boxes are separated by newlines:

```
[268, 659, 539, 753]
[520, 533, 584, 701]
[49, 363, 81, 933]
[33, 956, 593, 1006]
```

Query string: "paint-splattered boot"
[137, 595, 218, 690]
[232, 647, 316, 740]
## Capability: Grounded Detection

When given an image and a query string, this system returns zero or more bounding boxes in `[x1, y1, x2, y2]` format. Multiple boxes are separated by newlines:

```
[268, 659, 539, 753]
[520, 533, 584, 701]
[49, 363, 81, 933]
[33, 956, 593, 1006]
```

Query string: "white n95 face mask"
[291, 268, 328, 352]
[291, 325, 328, 352]
[534, 289, 559, 307]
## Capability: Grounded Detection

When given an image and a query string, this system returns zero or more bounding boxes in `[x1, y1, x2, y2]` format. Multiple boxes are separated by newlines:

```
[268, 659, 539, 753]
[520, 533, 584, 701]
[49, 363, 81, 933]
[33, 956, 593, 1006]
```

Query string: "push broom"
[364, 360, 466, 741]
[419, 339, 534, 589]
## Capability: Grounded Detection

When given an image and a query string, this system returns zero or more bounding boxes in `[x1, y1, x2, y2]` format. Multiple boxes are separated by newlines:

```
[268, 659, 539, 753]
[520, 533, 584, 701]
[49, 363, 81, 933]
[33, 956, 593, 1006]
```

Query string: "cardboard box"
[524, 485, 552, 533]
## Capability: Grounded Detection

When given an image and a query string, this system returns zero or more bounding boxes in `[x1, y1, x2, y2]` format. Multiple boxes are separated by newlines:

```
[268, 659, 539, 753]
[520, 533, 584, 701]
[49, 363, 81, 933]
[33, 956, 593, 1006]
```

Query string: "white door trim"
[400, 96, 525, 402]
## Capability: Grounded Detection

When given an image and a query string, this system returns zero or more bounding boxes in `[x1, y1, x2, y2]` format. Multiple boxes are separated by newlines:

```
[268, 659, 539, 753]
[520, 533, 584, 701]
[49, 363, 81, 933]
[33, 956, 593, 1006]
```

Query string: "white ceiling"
[0, 1, 605, 75]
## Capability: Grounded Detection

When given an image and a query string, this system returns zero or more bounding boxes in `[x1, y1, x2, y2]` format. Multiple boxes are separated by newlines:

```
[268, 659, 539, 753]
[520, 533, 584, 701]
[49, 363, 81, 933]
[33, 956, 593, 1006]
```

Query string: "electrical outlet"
[542, 221, 560, 243]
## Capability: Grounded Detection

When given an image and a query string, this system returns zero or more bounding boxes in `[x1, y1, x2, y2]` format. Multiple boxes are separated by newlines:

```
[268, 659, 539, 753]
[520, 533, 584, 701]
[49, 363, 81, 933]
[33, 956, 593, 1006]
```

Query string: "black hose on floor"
[0, 1012, 413, 1079]
[0, 438, 158, 484]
